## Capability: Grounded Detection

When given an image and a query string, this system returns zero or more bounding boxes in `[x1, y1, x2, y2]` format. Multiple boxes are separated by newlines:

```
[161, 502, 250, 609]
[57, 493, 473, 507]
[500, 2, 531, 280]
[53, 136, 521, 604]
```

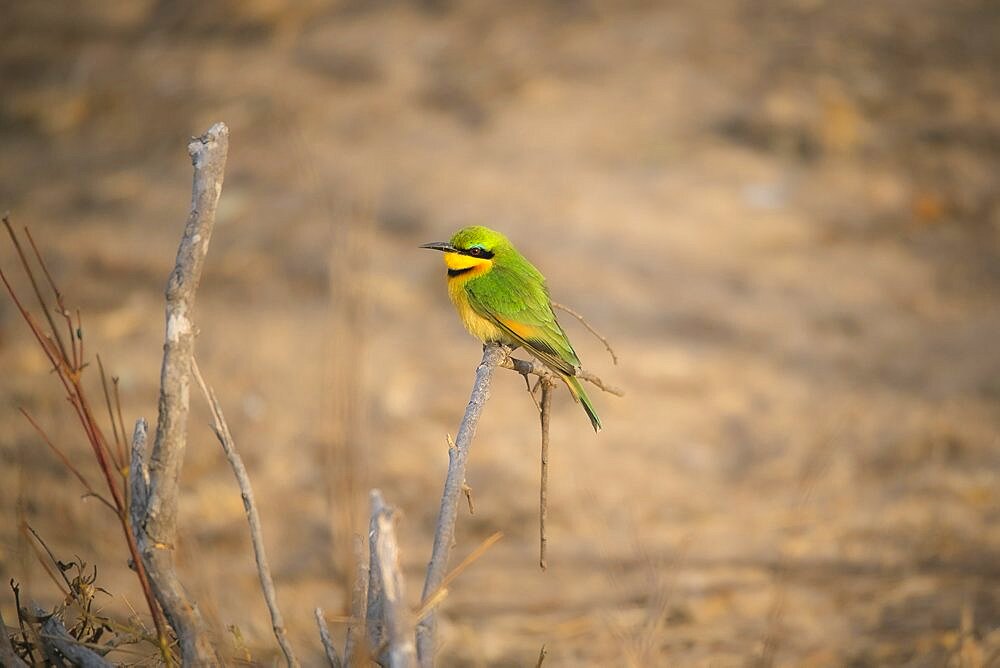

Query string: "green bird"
[421, 225, 601, 432]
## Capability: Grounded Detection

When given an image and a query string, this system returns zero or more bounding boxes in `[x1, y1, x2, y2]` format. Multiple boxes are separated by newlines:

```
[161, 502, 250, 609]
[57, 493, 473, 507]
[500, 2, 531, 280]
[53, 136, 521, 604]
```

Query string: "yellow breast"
[443, 253, 507, 343]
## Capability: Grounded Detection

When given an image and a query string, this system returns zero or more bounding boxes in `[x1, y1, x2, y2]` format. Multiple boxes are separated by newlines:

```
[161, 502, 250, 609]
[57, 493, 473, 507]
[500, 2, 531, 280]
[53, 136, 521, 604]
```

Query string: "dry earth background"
[1, 1, 999, 665]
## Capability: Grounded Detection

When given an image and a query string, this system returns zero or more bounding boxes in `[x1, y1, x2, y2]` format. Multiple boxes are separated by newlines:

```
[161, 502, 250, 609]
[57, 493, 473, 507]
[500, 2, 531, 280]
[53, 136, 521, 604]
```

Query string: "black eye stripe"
[460, 246, 494, 259]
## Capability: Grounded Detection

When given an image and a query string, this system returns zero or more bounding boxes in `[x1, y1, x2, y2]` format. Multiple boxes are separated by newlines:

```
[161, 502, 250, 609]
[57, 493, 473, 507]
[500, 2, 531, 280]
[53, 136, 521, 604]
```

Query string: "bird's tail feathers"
[564, 374, 602, 433]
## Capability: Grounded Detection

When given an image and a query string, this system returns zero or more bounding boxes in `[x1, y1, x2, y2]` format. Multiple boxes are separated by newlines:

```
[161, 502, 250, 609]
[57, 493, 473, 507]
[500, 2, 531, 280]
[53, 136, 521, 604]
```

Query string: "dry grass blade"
[415, 531, 503, 622]
[551, 301, 618, 365]
[20, 524, 71, 598]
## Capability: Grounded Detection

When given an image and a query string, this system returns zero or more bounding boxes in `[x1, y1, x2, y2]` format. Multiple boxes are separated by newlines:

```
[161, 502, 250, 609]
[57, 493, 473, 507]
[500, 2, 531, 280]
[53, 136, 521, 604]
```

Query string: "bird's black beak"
[420, 241, 459, 253]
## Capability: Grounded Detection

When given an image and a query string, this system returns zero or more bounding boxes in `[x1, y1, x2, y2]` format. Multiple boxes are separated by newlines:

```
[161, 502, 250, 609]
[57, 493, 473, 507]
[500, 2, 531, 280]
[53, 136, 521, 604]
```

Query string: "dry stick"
[314, 608, 343, 668]
[0, 606, 29, 668]
[536, 644, 548, 668]
[501, 356, 624, 398]
[191, 360, 300, 668]
[132, 122, 229, 666]
[343, 535, 369, 668]
[416, 343, 507, 667]
[368, 490, 417, 668]
[39, 613, 112, 668]
[538, 380, 554, 571]
[550, 301, 618, 365]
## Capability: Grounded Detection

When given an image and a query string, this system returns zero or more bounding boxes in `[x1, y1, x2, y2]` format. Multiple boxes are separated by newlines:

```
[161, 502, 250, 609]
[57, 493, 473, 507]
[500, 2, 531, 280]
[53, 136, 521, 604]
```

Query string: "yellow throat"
[442, 252, 505, 342]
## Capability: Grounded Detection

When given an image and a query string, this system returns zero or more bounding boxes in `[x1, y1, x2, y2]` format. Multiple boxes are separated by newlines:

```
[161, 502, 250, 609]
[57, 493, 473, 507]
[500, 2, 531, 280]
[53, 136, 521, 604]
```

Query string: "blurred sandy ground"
[1, 1, 999, 665]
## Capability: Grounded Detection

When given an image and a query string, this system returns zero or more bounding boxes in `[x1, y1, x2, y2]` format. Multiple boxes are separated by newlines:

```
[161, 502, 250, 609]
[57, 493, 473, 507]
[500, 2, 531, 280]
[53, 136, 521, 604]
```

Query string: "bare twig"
[551, 301, 618, 365]
[191, 359, 299, 667]
[368, 490, 417, 668]
[0, 606, 29, 668]
[416, 343, 507, 666]
[445, 434, 475, 515]
[132, 122, 229, 666]
[343, 535, 369, 667]
[315, 608, 343, 668]
[2, 218, 169, 657]
[18, 408, 115, 512]
[500, 356, 624, 397]
[539, 379, 554, 570]
[40, 612, 112, 668]
[536, 644, 548, 667]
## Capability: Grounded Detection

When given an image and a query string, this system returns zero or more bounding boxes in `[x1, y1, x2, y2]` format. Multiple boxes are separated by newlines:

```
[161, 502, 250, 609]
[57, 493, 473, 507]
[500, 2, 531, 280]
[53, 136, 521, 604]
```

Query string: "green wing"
[465, 263, 581, 377]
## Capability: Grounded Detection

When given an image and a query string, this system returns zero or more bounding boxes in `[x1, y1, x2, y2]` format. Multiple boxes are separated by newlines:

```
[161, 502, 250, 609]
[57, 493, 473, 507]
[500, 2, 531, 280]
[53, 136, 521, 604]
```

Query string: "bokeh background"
[2, 1, 999, 665]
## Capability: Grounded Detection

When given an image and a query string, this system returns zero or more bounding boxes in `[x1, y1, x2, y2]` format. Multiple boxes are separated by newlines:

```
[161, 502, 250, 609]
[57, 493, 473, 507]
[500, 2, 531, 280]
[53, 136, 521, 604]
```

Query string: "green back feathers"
[443, 225, 601, 432]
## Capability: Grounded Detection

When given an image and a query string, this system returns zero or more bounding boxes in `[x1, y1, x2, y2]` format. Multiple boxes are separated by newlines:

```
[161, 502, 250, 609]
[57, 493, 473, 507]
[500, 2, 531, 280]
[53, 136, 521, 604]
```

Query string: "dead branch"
[343, 535, 369, 667]
[550, 301, 618, 365]
[368, 490, 417, 668]
[192, 359, 299, 667]
[130, 122, 229, 665]
[314, 608, 342, 668]
[0, 606, 28, 668]
[416, 343, 507, 666]
[500, 356, 624, 397]
[39, 612, 112, 668]
[538, 379, 554, 570]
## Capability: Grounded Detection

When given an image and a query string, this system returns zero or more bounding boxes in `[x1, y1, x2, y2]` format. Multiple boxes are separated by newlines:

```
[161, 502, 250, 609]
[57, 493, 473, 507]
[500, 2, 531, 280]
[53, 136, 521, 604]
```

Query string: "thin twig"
[536, 644, 548, 667]
[132, 122, 229, 666]
[551, 301, 618, 365]
[501, 356, 624, 397]
[1, 223, 168, 655]
[0, 604, 29, 668]
[111, 376, 128, 471]
[20, 525, 70, 597]
[18, 408, 115, 512]
[315, 608, 342, 668]
[368, 490, 417, 668]
[539, 380, 554, 570]
[416, 343, 507, 667]
[192, 358, 299, 668]
[2, 217, 70, 367]
[343, 535, 368, 667]
[96, 355, 125, 471]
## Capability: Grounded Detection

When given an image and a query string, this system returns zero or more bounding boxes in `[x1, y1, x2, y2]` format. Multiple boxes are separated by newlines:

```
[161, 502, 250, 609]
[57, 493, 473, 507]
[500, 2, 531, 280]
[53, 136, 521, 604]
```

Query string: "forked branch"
[130, 122, 229, 665]
[416, 343, 507, 666]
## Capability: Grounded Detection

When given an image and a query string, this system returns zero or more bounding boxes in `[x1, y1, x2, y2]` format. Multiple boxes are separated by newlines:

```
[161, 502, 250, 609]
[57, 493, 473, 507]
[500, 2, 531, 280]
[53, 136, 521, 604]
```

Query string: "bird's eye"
[468, 247, 483, 257]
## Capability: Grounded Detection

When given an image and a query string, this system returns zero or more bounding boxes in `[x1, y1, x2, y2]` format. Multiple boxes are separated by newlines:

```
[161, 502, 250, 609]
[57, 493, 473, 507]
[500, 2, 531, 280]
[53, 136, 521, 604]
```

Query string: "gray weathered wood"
[40, 614, 112, 668]
[369, 491, 416, 668]
[131, 122, 229, 665]
[416, 343, 506, 666]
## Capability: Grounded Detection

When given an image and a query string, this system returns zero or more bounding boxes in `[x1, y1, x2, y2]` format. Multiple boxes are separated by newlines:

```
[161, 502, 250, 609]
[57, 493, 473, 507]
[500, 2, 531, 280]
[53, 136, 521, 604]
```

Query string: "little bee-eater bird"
[421, 226, 601, 432]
